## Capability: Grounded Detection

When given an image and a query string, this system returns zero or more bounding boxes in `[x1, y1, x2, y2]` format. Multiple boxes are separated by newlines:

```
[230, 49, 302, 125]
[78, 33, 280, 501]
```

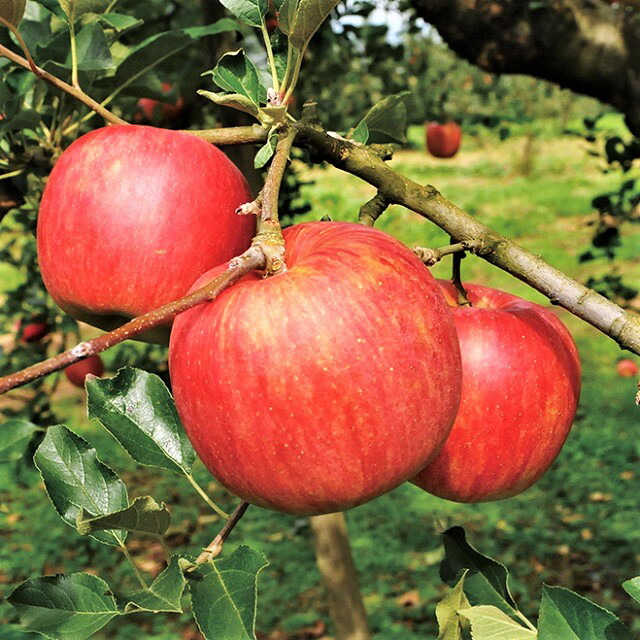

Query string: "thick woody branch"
[294, 122, 640, 355]
[0, 249, 266, 394]
[0, 44, 127, 126]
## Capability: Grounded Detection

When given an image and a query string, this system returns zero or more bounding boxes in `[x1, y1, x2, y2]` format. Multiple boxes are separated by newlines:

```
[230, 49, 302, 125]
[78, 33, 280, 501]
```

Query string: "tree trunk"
[309, 513, 371, 640]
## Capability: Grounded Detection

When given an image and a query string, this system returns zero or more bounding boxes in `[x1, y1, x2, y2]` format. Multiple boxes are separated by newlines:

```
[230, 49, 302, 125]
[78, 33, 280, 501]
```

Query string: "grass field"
[1, 123, 639, 638]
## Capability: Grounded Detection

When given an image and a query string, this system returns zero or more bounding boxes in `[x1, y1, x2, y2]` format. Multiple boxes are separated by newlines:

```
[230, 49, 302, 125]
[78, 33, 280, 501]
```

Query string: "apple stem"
[451, 245, 472, 307]
[192, 501, 250, 566]
[186, 474, 230, 520]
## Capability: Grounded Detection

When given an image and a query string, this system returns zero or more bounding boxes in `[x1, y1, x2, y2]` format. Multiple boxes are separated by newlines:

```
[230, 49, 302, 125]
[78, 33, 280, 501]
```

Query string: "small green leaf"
[538, 585, 633, 640]
[58, 0, 110, 21]
[458, 606, 536, 639]
[8, 573, 120, 640]
[622, 577, 640, 604]
[66, 22, 113, 71]
[97, 13, 142, 33]
[124, 557, 186, 613]
[254, 132, 277, 168]
[210, 50, 267, 106]
[34, 425, 128, 547]
[77, 496, 170, 537]
[355, 91, 410, 144]
[198, 90, 260, 117]
[0, 419, 38, 462]
[277, 0, 297, 35]
[348, 120, 369, 145]
[436, 571, 470, 640]
[86, 367, 195, 475]
[189, 546, 269, 640]
[219, 0, 268, 28]
[289, 0, 339, 50]
[0, 0, 26, 26]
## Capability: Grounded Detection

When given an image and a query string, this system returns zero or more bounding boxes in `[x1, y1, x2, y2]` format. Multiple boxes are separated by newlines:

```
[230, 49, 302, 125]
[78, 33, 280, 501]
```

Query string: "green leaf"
[622, 577, 640, 604]
[440, 527, 520, 621]
[97, 13, 143, 34]
[86, 367, 195, 475]
[289, 0, 339, 50]
[436, 572, 470, 640]
[77, 496, 170, 537]
[8, 573, 120, 640]
[348, 120, 369, 145]
[67, 22, 113, 71]
[198, 90, 260, 117]
[0, 0, 26, 26]
[458, 606, 536, 639]
[356, 91, 410, 144]
[115, 21, 239, 87]
[34, 425, 128, 547]
[189, 546, 269, 640]
[124, 557, 186, 613]
[0, 419, 38, 462]
[58, 0, 110, 21]
[538, 585, 633, 640]
[219, 0, 268, 28]
[254, 132, 277, 168]
[209, 50, 267, 106]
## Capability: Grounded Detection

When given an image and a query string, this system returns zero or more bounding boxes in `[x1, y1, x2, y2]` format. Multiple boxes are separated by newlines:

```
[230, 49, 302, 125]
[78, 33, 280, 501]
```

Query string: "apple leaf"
[0, 419, 38, 462]
[440, 526, 521, 622]
[8, 572, 120, 640]
[288, 0, 340, 51]
[198, 90, 260, 117]
[208, 50, 267, 107]
[348, 120, 369, 145]
[458, 606, 536, 639]
[64, 22, 113, 71]
[277, 0, 297, 35]
[538, 585, 633, 640]
[57, 0, 111, 21]
[34, 425, 128, 547]
[0, 0, 26, 25]
[123, 556, 186, 613]
[97, 13, 143, 34]
[254, 132, 278, 168]
[189, 546, 269, 640]
[353, 91, 410, 144]
[115, 21, 239, 87]
[218, 0, 268, 28]
[435, 571, 470, 640]
[77, 496, 170, 537]
[622, 577, 640, 604]
[86, 367, 196, 476]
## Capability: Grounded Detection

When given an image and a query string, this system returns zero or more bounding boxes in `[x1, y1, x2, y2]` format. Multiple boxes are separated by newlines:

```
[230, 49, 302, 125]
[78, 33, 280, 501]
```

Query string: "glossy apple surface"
[617, 358, 638, 378]
[65, 355, 105, 388]
[412, 281, 581, 503]
[169, 221, 462, 515]
[426, 122, 462, 158]
[37, 125, 254, 343]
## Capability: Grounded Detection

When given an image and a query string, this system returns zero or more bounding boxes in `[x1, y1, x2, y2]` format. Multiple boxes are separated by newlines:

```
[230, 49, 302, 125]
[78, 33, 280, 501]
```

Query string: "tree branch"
[294, 122, 640, 355]
[193, 501, 250, 565]
[186, 125, 268, 146]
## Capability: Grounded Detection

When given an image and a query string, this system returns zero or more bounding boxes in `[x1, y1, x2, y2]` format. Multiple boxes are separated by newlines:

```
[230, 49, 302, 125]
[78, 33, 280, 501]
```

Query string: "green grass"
[1, 128, 639, 638]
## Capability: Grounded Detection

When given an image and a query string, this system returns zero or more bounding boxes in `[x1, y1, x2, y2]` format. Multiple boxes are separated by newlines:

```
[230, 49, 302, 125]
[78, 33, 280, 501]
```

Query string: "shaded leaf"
[436, 571, 470, 640]
[0, 0, 26, 25]
[124, 557, 186, 613]
[189, 546, 269, 640]
[97, 13, 142, 33]
[538, 585, 633, 640]
[0, 419, 38, 462]
[58, 0, 110, 21]
[198, 90, 260, 117]
[289, 0, 339, 50]
[356, 91, 410, 144]
[277, 0, 297, 35]
[622, 577, 640, 604]
[254, 132, 277, 168]
[86, 367, 195, 475]
[8, 573, 120, 640]
[219, 0, 267, 28]
[67, 22, 113, 71]
[77, 496, 170, 537]
[458, 606, 536, 639]
[34, 425, 128, 546]
[209, 50, 266, 106]
[348, 120, 369, 144]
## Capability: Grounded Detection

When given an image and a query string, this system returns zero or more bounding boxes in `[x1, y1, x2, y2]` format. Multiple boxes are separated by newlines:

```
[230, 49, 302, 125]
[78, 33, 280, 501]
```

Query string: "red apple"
[18, 321, 48, 343]
[37, 125, 254, 343]
[169, 221, 462, 515]
[64, 355, 105, 388]
[266, 15, 278, 34]
[617, 358, 638, 378]
[412, 281, 581, 503]
[426, 122, 462, 158]
[135, 82, 185, 126]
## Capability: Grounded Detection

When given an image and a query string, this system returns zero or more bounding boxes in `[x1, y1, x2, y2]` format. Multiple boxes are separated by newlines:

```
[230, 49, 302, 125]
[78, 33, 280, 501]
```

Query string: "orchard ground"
[0, 120, 639, 638]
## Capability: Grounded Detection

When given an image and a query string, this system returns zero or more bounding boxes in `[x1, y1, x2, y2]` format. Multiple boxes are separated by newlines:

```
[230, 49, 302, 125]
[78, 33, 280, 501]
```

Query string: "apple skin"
[64, 355, 105, 388]
[412, 281, 581, 503]
[169, 221, 462, 515]
[37, 125, 254, 343]
[135, 82, 185, 126]
[617, 358, 638, 378]
[426, 122, 462, 158]
[19, 321, 48, 343]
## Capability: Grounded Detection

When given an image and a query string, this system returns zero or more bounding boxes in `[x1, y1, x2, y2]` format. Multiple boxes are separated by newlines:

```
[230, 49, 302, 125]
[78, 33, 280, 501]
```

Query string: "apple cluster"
[36, 125, 581, 516]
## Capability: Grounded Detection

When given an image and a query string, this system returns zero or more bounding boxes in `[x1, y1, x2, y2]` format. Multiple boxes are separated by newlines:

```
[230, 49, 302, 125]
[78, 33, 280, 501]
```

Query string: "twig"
[0, 249, 266, 395]
[194, 501, 250, 565]
[0, 16, 39, 76]
[414, 241, 471, 266]
[186, 126, 268, 146]
[451, 245, 471, 307]
[0, 43, 126, 126]
[359, 192, 389, 226]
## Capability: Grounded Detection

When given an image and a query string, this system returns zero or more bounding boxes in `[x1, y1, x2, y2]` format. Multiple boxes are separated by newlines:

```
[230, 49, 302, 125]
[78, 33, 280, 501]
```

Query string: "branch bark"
[412, 0, 640, 136]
